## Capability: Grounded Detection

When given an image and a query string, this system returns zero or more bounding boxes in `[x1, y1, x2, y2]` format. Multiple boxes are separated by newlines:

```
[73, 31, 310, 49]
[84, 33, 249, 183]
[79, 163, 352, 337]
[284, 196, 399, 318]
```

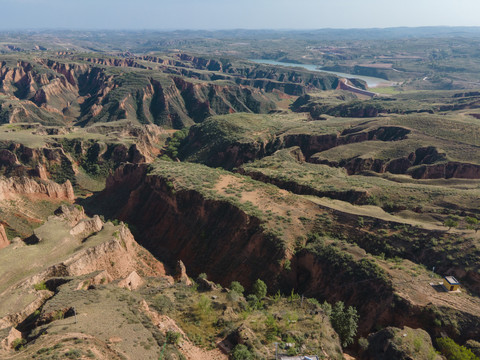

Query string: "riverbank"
[250, 59, 394, 88]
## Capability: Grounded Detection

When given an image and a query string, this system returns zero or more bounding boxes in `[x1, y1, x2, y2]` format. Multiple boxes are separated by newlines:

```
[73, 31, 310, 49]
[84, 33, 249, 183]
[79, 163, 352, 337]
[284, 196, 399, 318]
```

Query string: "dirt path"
[303, 195, 462, 232]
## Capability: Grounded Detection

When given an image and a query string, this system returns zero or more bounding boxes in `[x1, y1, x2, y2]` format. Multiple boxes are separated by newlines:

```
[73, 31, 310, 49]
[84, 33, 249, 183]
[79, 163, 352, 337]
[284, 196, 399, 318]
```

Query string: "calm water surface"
[251, 59, 393, 88]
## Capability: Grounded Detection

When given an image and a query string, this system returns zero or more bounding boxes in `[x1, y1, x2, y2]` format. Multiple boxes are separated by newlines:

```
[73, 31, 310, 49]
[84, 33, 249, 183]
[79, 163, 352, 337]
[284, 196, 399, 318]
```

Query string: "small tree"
[330, 301, 359, 348]
[465, 216, 479, 233]
[230, 281, 245, 295]
[252, 279, 267, 299]
[444, 218, 459, 232]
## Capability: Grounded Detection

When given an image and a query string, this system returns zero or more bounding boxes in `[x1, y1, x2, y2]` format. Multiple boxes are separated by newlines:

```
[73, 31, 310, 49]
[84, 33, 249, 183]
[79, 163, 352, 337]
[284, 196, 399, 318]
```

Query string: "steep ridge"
[0, 123, 164, 188]
[99, 163, 286, 289]
[97, 162, 480, 342]
[80, 54, 340, 96]
[0, 205, 167, 331]
[179, 115, 411, 170]
[179, 113, 480, 180]
[0, 56, 279, 127]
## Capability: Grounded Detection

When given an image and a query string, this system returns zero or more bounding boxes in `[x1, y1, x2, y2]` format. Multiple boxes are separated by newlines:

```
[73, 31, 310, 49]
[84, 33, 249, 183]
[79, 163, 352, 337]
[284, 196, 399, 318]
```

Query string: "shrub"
[196, 295, 212, 317]
[152, 294, 174, 314]
[287, 347, 298, 356]
[246, 294, 259, 309]
[414, 337, 423, 352]
[358, 337, 369, 351]
[227, 290, 241, 302]
[436, 337, 479, 360]
[230, 281, 245, 295]
[198, 273, 208, 280]
[251, 279, 267, 299]
[320, 301, 332, 317]
[65, 349, 83, 359]
[466, 340, 480, 358]
[465, 217, 479, 232]
[232, 344, 253, 360]
[166, 331, 182, 345]
[12, 338, 26, 351]
[34, 281, 48, 291]
[264, 314, 280, 341]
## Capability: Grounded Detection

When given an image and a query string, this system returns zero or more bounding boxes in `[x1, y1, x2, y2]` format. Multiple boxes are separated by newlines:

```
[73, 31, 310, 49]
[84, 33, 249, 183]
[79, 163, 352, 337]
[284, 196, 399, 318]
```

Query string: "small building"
[443, 276, 461, 292]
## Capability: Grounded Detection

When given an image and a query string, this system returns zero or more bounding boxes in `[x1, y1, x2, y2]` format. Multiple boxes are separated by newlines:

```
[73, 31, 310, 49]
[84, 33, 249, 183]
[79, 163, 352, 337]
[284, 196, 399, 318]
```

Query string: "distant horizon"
[2, 0, 480, 31]
[2, 25, 480, 33]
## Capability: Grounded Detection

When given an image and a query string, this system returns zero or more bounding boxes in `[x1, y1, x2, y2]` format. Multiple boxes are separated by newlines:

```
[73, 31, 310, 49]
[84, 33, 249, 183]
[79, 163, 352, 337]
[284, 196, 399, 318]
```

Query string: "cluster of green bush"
[436, 337, 480, 360]
[162, 128, 189, 160]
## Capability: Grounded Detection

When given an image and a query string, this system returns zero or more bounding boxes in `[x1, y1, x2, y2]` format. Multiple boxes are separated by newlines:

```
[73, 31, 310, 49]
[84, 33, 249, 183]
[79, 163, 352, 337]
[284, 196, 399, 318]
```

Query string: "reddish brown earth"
[0, 225, 8, 250]
[99, 163, 480, 342]
[102, 164, 285, 289]
[0, 176, 74, 202]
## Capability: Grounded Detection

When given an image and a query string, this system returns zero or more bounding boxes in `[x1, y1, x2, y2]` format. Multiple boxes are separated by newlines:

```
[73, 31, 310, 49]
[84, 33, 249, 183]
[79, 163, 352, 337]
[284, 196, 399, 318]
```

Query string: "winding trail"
[337, 78, 378, 97]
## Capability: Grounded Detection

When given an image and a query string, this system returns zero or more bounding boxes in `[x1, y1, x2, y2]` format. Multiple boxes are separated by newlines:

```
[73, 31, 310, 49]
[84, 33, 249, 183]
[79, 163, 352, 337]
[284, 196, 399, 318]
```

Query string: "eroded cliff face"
[100, 163, 480, 342]
[101, 53, 340, 96]
[0, 205, 168, 330]
[0, 176, 74, 202]
[182, 120, 480, 180]
[180, 124, 411, 170]
[102, 164, 286, 289]
[0, 123, 164, 185]
[0, 56, 278, 127]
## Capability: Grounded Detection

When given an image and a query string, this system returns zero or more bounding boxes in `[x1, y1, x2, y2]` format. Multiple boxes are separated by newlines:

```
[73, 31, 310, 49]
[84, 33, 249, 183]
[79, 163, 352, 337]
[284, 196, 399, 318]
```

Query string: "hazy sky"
[1, 0, 480, 30]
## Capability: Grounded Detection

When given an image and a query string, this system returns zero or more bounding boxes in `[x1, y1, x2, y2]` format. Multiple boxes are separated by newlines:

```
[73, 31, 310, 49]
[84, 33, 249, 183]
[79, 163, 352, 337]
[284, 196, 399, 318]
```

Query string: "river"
[250, 59, 392, 88]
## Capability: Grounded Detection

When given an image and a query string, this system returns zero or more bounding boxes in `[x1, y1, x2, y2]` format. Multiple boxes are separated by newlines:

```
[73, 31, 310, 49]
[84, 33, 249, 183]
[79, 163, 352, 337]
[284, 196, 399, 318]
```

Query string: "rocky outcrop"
[0, 216, 166, 330]
[366, 327, 441, 360]
[338, 78, 377, 97]
[0, 224, 9, 250]
[0, 176, 74, 201]
[0, 149, 19, 167]
[54, 204, 86, 226]
[99, 163, 480, 342]
[60, 224, 161, 280]
[140, 53, 339, 95]
[76, 270, 113, 290]
[0, 327, 22, 351]
[197, 277, 218, 291]
[0, 291, 53, 330]
[312, 146, 480, 180]
[174, 260, 192, 286]
[118, 271, 144, 290]
[409, 161, 480, 179]
[69, 215, 103, 237]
